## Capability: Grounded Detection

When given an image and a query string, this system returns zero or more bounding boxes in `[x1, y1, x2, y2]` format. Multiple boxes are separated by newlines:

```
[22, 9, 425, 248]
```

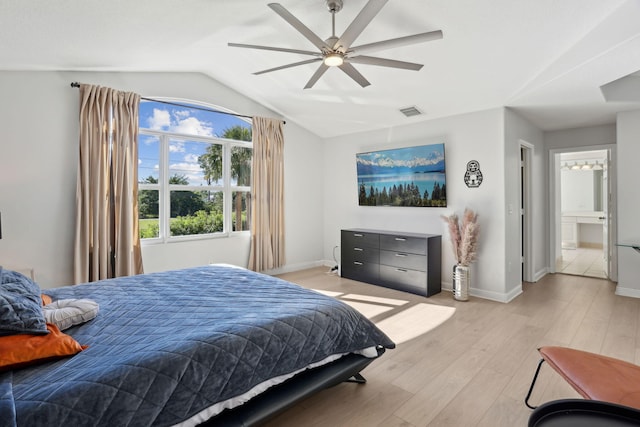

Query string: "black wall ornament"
[464, 160, 483, 188]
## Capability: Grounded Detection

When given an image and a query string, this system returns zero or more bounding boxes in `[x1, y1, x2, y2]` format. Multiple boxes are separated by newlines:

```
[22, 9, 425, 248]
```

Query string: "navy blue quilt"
[7, 265, 394, 426]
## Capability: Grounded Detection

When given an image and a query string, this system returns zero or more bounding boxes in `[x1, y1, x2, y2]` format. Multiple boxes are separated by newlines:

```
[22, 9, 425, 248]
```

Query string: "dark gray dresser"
[341, 228, 442, 297]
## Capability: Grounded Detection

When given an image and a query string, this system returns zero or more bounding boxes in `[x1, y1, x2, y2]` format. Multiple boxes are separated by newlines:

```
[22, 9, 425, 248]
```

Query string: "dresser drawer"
[342, 230, 380, 249]
[379, 265, 427, 294]
[342, 245, 380, 264]
[380, 250, 427, 271]
[341, 261, 379, 282]
[380, 234, 426, 255]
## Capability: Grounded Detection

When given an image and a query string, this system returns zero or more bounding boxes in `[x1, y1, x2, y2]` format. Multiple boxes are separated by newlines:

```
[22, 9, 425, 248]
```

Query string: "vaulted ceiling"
[2, 0, 640, 138]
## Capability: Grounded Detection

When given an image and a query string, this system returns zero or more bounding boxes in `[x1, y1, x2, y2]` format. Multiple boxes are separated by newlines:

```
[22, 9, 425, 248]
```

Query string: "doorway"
[520, 142, 533, 283]
[549, 147, 617, 281]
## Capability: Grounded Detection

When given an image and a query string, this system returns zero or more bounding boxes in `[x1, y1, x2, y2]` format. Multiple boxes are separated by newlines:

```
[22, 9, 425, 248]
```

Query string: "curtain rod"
[70, 82, 285, 124]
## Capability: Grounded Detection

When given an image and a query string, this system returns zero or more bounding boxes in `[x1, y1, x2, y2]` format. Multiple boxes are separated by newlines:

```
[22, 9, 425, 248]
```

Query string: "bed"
[0, 265, 395, 426]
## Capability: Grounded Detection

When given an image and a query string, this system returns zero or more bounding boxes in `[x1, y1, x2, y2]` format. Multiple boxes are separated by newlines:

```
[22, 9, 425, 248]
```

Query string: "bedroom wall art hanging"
[356, 143, 446, 207]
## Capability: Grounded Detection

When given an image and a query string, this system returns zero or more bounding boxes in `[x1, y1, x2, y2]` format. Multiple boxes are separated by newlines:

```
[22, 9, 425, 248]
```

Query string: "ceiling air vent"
[399, 106, 423, 117]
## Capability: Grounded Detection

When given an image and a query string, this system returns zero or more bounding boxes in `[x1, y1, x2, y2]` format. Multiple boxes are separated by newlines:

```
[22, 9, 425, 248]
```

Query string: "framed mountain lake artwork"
[356, 143, 446, 207]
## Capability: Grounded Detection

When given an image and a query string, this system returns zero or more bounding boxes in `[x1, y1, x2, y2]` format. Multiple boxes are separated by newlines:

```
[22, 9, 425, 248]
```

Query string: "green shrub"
[170, 210, 223, 236]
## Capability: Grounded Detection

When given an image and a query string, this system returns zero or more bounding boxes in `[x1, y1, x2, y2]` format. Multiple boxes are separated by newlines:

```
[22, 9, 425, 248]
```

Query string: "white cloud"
[144, 107, 215, 137]
[173, 117, 214, 137]
[184, 153, 199, 163]
[147, 108, 171, 130]
[169, 141, 185, 153]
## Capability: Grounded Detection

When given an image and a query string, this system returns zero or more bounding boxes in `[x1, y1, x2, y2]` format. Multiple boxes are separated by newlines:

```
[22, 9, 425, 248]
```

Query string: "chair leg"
[525, 358, 546, 409]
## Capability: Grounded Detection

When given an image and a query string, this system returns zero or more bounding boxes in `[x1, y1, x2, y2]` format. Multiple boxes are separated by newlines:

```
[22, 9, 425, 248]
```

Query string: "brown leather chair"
[526, 346, 640, 410]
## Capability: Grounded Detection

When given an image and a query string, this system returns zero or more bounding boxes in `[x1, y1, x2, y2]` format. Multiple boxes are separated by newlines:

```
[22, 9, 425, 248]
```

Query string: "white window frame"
[139, 129, 252, 244]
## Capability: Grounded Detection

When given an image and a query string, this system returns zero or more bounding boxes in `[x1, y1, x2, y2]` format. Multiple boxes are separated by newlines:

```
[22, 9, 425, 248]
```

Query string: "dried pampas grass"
[442, 208, 479, 266]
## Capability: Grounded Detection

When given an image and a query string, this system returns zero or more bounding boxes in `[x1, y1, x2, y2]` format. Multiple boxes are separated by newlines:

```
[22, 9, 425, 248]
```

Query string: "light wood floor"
[262, 267, 630, 426]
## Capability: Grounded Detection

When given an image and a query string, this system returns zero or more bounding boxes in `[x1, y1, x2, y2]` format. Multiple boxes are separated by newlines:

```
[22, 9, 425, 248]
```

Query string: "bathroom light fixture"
[592, 160, 603, 170]
[570, 162, 581, 170]
[581, 162, 592, 170]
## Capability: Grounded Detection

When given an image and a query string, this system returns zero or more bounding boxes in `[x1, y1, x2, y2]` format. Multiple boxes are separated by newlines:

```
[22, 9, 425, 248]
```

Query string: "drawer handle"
[354, 261, 363, 266]
[395, 253, 408, 257]
[395, 237, 406, 241]
[395, 268, 408, 273]
[353, 247, 363, 251]
[353, 233, 363, 237]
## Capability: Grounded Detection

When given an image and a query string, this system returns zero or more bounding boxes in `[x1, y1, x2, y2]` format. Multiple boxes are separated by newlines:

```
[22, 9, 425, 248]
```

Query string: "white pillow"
[42, 299, 99, 331]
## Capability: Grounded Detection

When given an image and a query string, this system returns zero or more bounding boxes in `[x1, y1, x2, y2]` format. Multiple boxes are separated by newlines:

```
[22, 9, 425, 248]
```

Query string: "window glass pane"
[232, 191, 251, 232]
[231, 146, 252, 186]
[138, 189, 159, 238]
[138, 134, 159, 183]
[169, 139, 223, 186]
[138, 100, 252, 240]
[139, 101, 251, 139]
[170, 190, 223, 236]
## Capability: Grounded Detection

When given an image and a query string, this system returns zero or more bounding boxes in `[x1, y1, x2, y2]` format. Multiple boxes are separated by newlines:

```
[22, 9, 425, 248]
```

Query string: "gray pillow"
[42, 299, 99, 331]
[0, 267, 48, 336]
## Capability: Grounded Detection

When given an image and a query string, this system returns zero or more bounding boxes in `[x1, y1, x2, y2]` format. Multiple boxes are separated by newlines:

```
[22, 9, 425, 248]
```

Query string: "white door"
[602, 152, 609, 278]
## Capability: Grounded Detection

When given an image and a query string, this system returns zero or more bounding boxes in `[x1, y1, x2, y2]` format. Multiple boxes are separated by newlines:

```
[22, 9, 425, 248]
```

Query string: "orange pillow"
[41, 294, 52, 306]
[0, 323, 87, 371]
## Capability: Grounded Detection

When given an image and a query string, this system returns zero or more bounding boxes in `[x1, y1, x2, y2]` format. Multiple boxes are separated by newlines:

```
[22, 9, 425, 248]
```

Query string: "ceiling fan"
[228, 0, 443, 89]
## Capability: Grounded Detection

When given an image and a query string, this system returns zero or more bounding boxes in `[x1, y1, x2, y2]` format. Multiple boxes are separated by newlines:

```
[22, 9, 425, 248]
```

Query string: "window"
[137, 100, 252, 241]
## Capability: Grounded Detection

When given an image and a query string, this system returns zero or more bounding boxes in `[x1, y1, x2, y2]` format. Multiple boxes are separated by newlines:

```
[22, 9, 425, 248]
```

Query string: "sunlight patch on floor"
[341, 300, 396, 317]
[374, 303, 456, 344]
[341, 293, 409, 306]
[313, 289, 344, 297]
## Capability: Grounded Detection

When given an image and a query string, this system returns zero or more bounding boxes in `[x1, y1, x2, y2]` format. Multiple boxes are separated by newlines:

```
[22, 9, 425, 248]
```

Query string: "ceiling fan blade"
[336, 0, 388, 51]
[350, 30, 443, 55]
[268, 3, 330, 51]
[348, 55, 423, 71]
[228, 43, 321, 57]
[338, 62, 371, 88]
[254, 58, 322, 75]
[304, 64, 330, 89]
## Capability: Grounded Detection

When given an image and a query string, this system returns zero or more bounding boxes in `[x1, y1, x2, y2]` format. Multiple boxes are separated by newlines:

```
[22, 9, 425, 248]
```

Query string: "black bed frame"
[202, 348, 385, 426]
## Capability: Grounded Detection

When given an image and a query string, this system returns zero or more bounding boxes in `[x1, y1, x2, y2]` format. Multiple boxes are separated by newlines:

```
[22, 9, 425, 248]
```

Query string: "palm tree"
[198, 125, 253, 231]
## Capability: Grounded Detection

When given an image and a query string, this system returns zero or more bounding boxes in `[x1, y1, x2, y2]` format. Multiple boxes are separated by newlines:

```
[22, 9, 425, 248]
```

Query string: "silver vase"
[453, 264, 470, 301]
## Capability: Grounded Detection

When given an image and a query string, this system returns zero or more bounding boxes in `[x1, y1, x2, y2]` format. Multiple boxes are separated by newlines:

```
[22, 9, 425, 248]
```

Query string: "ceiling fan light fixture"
[324, 52, 344, 67]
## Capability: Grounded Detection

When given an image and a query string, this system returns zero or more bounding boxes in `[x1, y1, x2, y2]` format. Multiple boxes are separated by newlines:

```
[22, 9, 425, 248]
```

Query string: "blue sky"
[137, 100, 251, 185]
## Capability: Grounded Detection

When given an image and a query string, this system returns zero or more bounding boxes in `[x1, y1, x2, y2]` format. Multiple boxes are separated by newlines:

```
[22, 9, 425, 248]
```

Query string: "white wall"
[546, 124, 616, 150]
[323, 108, 512, 301]
[504, 109, 547, 289]
[0, 71, 324, 288]
[616, 110, 640, 297]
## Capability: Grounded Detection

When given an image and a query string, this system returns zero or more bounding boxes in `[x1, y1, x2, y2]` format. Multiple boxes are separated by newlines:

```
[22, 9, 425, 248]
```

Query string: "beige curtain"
[248, 117, 285, 271]
[74, 84, 143, 283]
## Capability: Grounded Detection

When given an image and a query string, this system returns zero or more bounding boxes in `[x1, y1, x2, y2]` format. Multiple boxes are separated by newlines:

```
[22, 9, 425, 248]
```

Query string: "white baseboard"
[442, 281, 519, 303]
[263, 260, 326, 276]
[615, 285, 640, 299]
[471, 286, 521, 303]
[533, 268, 549, 282]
